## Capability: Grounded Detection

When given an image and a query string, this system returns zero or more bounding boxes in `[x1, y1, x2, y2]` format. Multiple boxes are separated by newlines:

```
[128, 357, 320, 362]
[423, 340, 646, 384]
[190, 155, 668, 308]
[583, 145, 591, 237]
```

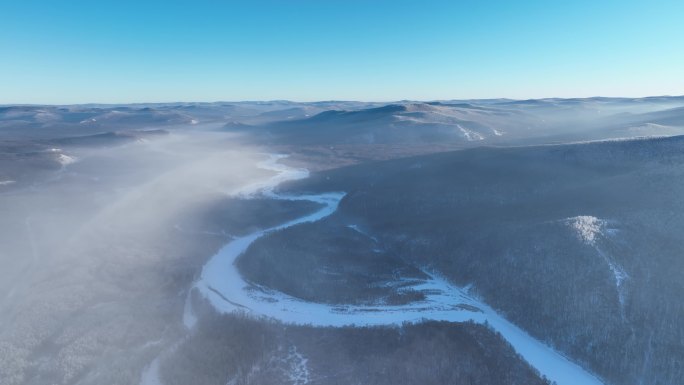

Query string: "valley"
[1, 97, 684, 385]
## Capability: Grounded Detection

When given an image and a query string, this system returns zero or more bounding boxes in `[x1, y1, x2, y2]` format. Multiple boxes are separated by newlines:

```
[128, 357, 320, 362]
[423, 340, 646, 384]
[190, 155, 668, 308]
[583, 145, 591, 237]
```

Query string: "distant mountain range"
[3, 96, 684, 144]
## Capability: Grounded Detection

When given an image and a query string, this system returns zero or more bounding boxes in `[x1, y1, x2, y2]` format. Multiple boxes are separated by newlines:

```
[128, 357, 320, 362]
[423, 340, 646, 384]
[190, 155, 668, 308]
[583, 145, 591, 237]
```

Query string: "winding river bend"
[190, 154, 604, 385]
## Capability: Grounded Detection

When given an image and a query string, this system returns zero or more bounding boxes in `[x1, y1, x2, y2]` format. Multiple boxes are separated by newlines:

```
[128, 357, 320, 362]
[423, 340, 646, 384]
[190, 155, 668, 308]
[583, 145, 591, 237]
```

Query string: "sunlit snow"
[190, 155, 605, 385]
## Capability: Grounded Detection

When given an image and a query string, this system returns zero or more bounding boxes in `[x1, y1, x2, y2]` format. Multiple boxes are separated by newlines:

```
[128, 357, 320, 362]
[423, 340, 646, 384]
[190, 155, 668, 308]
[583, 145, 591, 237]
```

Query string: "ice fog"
[0, 130, 276, 385]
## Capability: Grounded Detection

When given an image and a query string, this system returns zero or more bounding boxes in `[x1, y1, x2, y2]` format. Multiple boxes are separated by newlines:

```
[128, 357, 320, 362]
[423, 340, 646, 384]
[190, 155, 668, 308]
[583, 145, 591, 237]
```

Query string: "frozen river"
[190, 154, 604, 385]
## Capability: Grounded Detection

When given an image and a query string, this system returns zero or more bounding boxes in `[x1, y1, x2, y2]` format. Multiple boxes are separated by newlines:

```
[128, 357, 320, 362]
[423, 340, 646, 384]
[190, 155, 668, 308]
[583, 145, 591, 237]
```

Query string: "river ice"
[191, 154, 605, 385]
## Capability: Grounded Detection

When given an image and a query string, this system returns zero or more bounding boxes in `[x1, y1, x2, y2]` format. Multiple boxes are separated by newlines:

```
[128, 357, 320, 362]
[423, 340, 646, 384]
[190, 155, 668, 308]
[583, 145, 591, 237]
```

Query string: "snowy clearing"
[566, 216, 629, 310]
[57, 153, 78, 166]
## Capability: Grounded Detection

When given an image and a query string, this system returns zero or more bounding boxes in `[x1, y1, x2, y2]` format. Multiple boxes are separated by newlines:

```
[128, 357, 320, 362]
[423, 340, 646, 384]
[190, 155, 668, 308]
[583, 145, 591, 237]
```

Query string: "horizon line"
[2, 94, 684, 107]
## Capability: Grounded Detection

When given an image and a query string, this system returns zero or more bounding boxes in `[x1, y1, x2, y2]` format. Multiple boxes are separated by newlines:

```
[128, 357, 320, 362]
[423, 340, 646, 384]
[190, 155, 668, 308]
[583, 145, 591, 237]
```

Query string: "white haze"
[0, 130, 274, 385]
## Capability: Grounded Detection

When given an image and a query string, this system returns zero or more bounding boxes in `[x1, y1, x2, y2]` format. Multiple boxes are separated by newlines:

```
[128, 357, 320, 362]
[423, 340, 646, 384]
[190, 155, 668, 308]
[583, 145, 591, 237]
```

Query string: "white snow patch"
[190, 155, 605, 385]
[559, 135, 671, 146]
[567, 215, 605, 245]
[457, 124, 484, 141]
[285, 346, 310, 385]
[57, 154, 77, 166]
[597, 248, 629, 309]
[230, 154, 309, 197]
[224, 345, 310, 385]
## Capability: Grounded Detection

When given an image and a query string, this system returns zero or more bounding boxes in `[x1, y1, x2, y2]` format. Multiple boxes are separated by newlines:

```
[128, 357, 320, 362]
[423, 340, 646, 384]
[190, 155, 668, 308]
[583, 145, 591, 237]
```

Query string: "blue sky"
[1, 0, 683, 104]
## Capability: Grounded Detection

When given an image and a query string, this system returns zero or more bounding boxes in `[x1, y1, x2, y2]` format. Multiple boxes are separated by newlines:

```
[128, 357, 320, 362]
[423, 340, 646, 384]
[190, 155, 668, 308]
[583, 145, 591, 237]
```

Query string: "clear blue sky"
[1, 0, 682, 104]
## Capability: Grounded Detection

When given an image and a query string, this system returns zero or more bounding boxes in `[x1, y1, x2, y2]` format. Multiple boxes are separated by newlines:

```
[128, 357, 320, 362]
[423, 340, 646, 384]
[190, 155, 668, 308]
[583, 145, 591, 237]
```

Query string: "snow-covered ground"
[457, 124, 485, 141]
[190, 154, 605, 385]
[568, 215, 606, 246]
[57, 153, 77, 166]
[566, 215, 629, 310]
